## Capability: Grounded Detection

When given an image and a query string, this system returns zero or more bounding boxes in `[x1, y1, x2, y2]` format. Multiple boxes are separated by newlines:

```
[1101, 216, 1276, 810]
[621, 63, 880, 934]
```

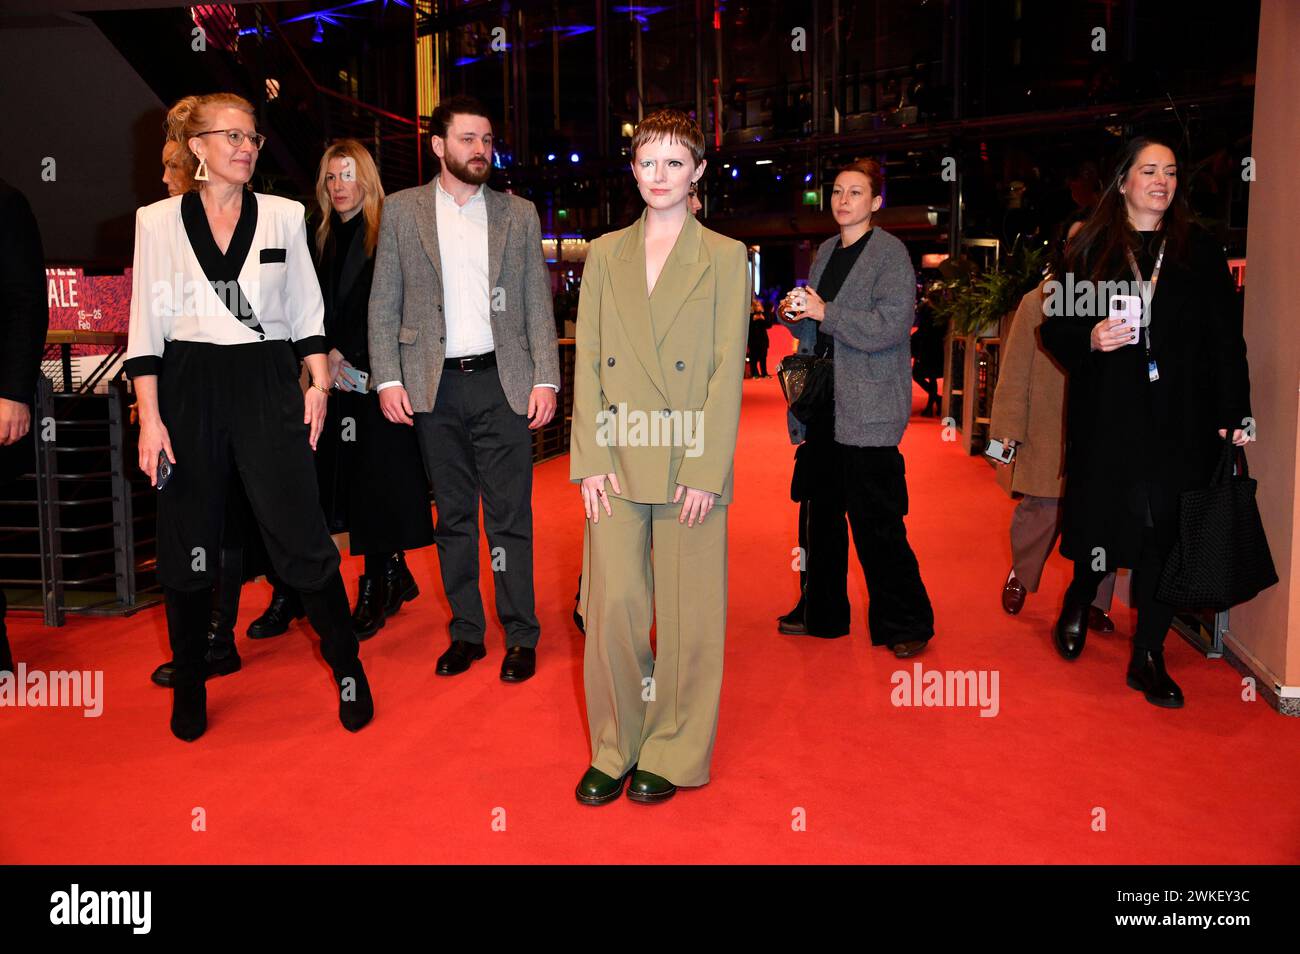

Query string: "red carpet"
[3, 357, 1298, 864]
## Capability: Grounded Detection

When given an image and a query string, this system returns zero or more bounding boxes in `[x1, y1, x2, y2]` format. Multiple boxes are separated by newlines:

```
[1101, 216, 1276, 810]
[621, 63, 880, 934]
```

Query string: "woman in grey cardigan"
[777, 160, 934, 657]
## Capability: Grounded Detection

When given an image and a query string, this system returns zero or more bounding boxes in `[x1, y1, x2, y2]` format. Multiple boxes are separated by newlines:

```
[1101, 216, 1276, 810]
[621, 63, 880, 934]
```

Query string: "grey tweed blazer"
[777, 226, 917, 447]
[367, 181, 561, 415]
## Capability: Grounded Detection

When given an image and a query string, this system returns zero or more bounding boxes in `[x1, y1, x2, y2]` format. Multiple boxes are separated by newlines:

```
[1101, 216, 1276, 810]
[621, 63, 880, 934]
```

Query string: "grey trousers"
[1011, 494, 1114, 610]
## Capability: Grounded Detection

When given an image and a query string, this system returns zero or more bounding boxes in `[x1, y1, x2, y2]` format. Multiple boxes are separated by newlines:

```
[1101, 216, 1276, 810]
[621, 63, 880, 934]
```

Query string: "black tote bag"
[1156, 441, 1279, 611]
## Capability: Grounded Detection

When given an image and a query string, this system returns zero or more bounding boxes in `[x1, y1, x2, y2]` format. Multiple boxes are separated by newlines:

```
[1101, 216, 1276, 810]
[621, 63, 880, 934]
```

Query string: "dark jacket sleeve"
[0, 183, 50, 403]
[1038, 290, 1094, 376]
[1199, 233, 1251, 432]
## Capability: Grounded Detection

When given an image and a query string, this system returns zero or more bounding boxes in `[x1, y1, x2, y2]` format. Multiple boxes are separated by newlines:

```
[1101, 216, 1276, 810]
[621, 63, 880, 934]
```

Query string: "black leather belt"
[443, 351, 496, 372]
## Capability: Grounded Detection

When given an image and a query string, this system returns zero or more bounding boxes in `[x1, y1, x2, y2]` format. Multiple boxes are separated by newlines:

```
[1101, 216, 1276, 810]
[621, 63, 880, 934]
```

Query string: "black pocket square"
[260, 248, 287, 263]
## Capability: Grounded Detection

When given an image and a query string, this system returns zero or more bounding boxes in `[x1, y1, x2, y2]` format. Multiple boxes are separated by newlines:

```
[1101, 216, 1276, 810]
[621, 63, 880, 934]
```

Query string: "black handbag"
[777, 353, 834, 424]
[1156, 440, 1279, 611]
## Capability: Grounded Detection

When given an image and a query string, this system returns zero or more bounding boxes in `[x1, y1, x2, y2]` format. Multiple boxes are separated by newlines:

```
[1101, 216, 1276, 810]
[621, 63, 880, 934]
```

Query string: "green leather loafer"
[575, 766, 625, 805]
[626, 769, 677, 803]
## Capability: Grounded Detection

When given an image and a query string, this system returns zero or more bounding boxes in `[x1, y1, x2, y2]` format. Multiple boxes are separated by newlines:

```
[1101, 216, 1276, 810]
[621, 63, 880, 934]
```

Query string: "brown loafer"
[891, 638, 930, 658]
[1001, 573, 1027, 615]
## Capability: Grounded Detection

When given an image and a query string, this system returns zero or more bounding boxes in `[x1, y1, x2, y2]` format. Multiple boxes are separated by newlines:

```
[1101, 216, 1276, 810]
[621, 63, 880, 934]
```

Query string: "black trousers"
[155, 340, 359, 684]
[799, 441, 935, 645]
[414, 365, 539, 648]
[157, 340, 340, 593]
[1066, 522, 1178, 651]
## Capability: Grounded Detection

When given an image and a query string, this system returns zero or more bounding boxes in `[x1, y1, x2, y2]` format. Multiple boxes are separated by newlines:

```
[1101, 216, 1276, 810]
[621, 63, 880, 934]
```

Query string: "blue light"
[546, 153, 555, 161]
[570, 152, 580, 163]
[731, 167, 738, 179]
[804, 173, 813, 183]
[776, 174, 783, 181]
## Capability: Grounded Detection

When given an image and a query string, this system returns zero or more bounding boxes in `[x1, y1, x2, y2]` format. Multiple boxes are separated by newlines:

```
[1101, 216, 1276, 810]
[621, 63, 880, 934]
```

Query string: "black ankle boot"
[1052, 599, 1089, 660]
[352, 575, 385, 640]
[1126, 646, 1184, 708]
[164, 586, 211, 741]
[379, 553, 419, 618]
[171, 679, 207, 741]
[0, 627, 13, 674]
[336, 661, 374, 732]
[300, 574, 374, 731]
[247, 587, 304, 639]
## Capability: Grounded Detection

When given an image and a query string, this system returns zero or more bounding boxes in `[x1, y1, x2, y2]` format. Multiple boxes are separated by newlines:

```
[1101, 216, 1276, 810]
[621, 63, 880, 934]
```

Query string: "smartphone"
[155, 451, 174, 491]
[338, 365, 370, 393]
[985, 439, 1016, 464]
[1109, 294, 1143, 342]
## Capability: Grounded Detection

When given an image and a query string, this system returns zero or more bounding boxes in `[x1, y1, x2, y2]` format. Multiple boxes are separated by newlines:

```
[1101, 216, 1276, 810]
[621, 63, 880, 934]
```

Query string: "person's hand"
[581, 473, 621, 523]
[304, 386, 328, 450]
[327, 348, 347, 388]
[673, 484, 717, 527]
[794, 286, 826, 322]
[1090, 317, 1134, 352]
[1218, 428, 1250, 447]
[379, 385, 415, 426]
[527, 386, 557, 429]
[0, 398, 31, 446]
[137, 417, 176, 487]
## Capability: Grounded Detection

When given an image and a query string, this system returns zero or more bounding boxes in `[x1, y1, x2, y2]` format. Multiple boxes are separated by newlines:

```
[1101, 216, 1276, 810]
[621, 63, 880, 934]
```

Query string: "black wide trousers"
[155, 340, 358, 685]
[795, 433, 935, 646]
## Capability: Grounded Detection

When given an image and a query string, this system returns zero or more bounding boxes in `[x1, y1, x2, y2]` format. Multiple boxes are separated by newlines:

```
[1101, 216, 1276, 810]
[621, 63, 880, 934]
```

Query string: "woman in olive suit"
[570, 110, 750, 805]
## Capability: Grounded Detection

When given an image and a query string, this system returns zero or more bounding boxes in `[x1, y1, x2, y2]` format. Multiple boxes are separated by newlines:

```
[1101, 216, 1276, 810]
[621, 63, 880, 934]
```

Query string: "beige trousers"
[580, 498, 728, 787]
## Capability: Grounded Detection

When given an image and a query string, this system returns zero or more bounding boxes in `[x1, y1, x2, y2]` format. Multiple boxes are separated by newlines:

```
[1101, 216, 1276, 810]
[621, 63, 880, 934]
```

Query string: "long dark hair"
[1064, 135, 1191, 283]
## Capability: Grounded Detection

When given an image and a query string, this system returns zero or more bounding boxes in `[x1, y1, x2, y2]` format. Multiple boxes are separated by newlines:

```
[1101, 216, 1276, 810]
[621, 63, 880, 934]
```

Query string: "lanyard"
[1124, 238, 1166, 356]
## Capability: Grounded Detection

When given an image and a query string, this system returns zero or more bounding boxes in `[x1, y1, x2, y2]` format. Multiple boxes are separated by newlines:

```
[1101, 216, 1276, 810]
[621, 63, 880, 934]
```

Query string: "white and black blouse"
[124, 189, 326, 379]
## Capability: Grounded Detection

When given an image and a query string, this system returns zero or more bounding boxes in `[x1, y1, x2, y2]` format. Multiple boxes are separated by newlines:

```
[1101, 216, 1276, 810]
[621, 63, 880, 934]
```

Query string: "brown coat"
[989, 284, 1068, 498]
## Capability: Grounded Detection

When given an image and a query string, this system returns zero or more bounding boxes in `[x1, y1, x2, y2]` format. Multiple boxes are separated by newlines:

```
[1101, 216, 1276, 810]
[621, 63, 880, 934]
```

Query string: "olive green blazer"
[569, 209, 750, 504]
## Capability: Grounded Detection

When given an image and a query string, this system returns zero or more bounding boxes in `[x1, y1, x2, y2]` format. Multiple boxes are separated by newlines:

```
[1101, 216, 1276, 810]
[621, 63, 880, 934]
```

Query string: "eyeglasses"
[196, 129, 266, 150]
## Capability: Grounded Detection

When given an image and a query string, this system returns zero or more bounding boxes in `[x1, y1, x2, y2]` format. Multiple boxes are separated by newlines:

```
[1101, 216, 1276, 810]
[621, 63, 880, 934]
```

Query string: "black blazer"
[1040, 227, 1250, 566]
[0, 179, 49, 404]
[315, 212, 375, 374]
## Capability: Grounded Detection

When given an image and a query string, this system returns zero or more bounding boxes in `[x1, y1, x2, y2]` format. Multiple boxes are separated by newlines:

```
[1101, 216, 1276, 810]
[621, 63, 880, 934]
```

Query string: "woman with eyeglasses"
[124, 92, 374, 741]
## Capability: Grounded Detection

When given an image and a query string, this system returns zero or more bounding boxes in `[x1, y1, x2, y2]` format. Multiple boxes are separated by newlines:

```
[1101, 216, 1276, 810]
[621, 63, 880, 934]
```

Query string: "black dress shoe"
[1126, 647, 1184, 708]
[336, 662, 375, 731]
[891, 638, 930, 658]
[380, 552, 419, 618]
[1002, 572, 1027, 615]
[351, 575, 385, 640]
[436, 640, 486, 676]
[247, 588, 304, 639]
[575, 766, 626, 805]
[626, 768, 676, 803]
[500, 645, 536, 683]
[154, 613, 244, 686]
[1052, 600, 1088, 660]
[1087, 607, 1116, 633]
[777, 617, 809, 635]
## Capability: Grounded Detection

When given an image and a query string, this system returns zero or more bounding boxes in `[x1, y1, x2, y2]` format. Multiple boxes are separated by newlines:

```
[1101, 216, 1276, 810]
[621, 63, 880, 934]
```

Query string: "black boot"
[163, 587, 210, 742]
[1052, 598, 1088, 660]
[247, 586, 304, 639]
[300, 573, 374, 732]
[1126, 645, 1184, 708]
[351, 575, 385, 640]
[379, 552, 419, 618]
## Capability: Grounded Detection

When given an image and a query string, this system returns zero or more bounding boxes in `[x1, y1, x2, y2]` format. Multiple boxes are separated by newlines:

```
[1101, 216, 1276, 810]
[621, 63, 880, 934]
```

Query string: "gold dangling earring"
[194, 156, 208, 182]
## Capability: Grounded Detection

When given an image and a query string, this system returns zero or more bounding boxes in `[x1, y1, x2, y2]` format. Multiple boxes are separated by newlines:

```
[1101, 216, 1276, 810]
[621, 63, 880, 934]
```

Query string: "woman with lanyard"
[1041, 135, 1251, 708]
[125, 93, 374, 740]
